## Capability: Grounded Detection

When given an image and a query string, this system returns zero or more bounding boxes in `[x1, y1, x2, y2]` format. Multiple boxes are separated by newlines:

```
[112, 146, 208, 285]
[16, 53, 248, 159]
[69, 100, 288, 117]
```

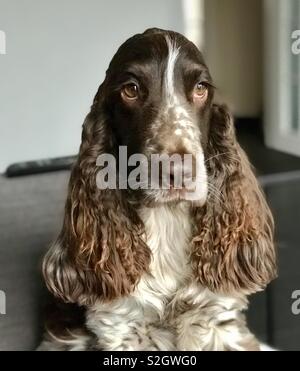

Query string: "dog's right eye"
[121, 83, 139, 101]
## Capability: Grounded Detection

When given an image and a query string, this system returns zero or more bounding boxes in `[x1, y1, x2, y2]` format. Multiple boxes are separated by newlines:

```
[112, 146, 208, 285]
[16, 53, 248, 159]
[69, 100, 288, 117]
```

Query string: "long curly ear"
[43, 85, 151, 306]
[191, 104, 277, 295]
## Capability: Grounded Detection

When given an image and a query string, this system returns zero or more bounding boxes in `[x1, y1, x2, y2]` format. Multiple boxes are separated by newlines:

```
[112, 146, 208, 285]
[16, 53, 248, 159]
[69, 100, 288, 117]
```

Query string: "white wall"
[0, 0, 185, 173]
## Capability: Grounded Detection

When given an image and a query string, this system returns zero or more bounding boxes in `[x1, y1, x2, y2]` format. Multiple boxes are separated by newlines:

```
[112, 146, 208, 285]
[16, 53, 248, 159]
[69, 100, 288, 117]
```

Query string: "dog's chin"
[140, 187, 208, 208]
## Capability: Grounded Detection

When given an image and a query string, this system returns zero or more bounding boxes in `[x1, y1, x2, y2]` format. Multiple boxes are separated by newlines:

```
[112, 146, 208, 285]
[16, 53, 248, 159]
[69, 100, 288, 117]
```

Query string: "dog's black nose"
[159, 152, 196, 190]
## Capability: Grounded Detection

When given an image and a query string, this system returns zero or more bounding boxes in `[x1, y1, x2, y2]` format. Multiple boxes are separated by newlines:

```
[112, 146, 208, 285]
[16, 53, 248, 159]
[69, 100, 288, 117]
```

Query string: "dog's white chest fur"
[135, 203, 192, 315]
[83, 203, 256, 351]
[44, 202, 257, 351]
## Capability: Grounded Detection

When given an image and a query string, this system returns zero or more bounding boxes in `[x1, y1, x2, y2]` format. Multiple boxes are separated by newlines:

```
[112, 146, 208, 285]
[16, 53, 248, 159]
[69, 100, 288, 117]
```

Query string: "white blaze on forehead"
[163, 35, 199, 144]
[165, 36, 180, 102]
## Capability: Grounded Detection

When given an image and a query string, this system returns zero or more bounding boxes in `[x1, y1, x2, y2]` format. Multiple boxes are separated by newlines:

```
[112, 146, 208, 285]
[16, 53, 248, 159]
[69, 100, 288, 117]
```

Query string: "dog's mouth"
[149, 185, 208, 206]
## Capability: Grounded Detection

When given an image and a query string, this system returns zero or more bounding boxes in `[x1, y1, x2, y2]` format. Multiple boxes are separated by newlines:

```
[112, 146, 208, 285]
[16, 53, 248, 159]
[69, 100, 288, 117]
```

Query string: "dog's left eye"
[121, 83, 139, 100]
[194, 82, 208, 98]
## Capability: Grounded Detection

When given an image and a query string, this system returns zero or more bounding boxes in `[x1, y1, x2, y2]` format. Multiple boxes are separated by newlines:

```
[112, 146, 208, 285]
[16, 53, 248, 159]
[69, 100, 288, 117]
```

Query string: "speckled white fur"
[40, 203, 258, 351]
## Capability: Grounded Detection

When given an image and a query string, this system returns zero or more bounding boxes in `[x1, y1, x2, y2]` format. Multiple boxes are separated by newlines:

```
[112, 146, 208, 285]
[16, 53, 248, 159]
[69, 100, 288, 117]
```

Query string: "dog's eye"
[121, 83, 139, 100]
[194, 82, 208, 98]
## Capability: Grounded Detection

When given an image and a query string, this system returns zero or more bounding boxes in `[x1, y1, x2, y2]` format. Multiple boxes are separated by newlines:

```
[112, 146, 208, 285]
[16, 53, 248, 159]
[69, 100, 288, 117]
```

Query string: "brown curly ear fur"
[191, 104, 277, 295]
[43, 86, 151, 306]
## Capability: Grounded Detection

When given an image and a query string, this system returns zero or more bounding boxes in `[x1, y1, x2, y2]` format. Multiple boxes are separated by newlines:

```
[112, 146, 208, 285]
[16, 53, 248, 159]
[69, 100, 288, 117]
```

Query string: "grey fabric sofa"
[0, 171, 69, 350]
[0, 169, 265, 351]
[0, 167, 299, 350]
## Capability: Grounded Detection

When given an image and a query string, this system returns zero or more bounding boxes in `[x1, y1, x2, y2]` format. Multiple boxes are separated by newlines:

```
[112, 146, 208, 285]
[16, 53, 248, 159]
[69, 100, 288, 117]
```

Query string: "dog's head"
[43, 29, 277, 305]
[95, 28, 214, 205]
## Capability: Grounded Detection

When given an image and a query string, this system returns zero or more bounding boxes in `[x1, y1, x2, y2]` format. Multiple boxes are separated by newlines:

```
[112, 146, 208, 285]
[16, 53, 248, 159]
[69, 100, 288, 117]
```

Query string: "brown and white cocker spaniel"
[40, 28, 277, 351]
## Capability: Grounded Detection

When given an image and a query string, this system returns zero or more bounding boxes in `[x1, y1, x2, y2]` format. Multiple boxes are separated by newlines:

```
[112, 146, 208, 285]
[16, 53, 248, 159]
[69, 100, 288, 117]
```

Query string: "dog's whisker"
[205, 152, 241, 164]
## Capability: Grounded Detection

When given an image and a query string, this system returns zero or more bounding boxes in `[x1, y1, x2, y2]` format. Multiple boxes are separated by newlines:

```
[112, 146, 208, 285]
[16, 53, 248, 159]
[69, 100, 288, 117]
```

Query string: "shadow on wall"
[204, 0, 262, 117]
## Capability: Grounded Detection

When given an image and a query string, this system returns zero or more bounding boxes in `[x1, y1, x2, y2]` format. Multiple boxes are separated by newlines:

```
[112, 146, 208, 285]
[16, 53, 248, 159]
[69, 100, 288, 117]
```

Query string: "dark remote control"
[5, 156, 77, 177]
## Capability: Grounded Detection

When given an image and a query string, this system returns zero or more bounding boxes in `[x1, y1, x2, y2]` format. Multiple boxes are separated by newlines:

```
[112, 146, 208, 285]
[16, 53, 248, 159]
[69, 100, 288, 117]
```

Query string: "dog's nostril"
[155, 150, 197, 189]
[169, 168, 175, 188]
